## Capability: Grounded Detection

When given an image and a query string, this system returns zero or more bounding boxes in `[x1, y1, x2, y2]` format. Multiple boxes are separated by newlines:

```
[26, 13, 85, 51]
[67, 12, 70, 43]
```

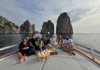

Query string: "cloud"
[0, 0, 31, 24]
[0, 0, 100, 33]
[73, 7, 100, 33]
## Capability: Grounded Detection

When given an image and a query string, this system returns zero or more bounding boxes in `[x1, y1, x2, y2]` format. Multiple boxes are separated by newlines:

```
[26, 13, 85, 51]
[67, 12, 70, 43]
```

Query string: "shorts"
[19, 49, 29, 56]
[35, 46, 46, 50]
[19, 47, 35, 56]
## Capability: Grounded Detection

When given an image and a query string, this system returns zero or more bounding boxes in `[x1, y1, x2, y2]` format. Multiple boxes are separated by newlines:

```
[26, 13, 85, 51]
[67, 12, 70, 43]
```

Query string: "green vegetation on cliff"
[0, 16, 19, 33]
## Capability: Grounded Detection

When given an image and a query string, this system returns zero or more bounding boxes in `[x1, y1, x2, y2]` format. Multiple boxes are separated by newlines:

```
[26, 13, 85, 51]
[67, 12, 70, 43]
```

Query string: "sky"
[0, 0, 100, 33]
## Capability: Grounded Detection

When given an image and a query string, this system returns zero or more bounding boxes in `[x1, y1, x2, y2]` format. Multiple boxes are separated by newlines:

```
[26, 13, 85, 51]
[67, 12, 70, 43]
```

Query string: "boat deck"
[0, 49, 100, 70]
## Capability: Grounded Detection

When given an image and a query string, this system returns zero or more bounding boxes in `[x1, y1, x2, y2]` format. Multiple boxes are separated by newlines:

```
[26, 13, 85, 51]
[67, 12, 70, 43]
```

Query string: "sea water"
[0, 34, 43, 48]
[73, 33, 100, 51]
[73, 33, 100, 59]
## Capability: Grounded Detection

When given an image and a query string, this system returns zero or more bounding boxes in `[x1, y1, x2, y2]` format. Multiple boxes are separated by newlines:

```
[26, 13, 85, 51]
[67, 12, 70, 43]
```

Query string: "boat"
[0, 45, 100, 70]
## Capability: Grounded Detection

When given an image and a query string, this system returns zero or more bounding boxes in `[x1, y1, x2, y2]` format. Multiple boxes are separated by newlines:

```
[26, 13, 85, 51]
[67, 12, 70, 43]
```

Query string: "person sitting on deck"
[29, 34, 36, 46]
[25, 37, 36, 55]
[57, 35, 63, 48]
[42, 34, 50, 46]
[49, 35, 58, 47]
[18, 37, 36, 63]
[62, 36, 75, 56]
[45, 35, 58, 51]
[35, 37, 46, 51]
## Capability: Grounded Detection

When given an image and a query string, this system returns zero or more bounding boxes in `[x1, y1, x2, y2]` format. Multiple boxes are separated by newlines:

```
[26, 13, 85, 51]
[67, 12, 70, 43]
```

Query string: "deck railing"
[0, 44, 18, 51]
[0, 44, 18, 56]
[75, 44, 100, 64]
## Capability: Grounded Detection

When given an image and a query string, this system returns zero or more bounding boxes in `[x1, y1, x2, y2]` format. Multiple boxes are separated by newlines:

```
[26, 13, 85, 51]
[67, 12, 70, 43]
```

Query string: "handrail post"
[89, 48, 95, 60]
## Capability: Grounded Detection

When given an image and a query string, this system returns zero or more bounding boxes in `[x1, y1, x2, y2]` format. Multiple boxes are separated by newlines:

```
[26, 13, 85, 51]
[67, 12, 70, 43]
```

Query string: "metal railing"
[0, 44, 18, 51]
[76, 44, 100, 60]
[89, 48, 95, 60]
[0, 44, 18, 56]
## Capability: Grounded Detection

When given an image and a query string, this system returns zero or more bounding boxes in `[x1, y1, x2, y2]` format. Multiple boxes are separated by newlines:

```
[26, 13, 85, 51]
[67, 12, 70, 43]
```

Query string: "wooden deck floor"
[0, 49, 100, 70]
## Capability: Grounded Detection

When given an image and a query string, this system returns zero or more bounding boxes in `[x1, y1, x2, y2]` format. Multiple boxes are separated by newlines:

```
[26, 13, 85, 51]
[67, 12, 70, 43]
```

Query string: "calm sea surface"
[0, 34, 43, 48]
[73, 33, 100, 51]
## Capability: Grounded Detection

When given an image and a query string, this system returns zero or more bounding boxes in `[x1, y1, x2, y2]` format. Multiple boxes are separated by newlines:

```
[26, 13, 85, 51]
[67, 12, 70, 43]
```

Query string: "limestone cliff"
[20, 20, 35, 33]
[41, 20, 54, 34]
[0, 16, 19, 33]
[56, 12, 73, 38]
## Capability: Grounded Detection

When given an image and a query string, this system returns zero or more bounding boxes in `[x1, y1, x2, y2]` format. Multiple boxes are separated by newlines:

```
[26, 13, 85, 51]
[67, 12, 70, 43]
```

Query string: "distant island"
[0, 16, 19, 33]
[0, 16, 35, 34]
[0, 12, 73, 37]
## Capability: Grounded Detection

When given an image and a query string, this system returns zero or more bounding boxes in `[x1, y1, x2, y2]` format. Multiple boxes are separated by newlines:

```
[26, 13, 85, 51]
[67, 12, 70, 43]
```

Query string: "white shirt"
[64, 39, 73, 44]
[63, 39, 72, 47]
[50, 38, 56, 44]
